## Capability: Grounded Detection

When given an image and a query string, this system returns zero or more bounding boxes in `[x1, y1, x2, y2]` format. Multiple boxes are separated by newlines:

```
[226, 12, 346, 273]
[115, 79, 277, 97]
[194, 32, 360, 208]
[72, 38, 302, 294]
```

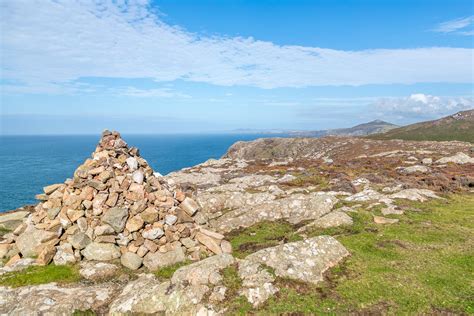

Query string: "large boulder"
[81, 242, 121, 261]
[245, 236, 349, 284]
[143, 246, 185, 271]
[15, 226, 57, 257]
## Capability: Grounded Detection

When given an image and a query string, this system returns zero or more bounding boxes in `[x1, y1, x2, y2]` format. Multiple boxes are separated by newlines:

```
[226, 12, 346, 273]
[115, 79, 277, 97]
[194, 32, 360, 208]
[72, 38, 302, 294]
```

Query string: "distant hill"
[290, 120, 398, 137]
[368, 110, 474, 143]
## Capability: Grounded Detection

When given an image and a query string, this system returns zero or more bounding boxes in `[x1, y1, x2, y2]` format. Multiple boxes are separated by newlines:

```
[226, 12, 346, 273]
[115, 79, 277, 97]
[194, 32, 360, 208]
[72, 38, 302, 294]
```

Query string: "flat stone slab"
[245, 236, 349, 284]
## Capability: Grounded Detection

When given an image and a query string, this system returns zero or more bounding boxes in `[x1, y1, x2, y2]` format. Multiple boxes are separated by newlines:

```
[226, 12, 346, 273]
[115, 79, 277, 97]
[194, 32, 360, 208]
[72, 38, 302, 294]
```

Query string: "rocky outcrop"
[0, 283, 119, 315]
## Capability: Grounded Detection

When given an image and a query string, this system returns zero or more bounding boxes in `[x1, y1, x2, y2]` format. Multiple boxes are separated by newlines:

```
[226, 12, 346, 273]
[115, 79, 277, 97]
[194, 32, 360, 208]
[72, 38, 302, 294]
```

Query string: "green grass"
[225, 194, 474, 314]
[0, 227, 10, 238]
[0, 264, 81, 288]
[153, 260, 192, 280]
[368, 120, 474, 143]
[227, 221, 302, 258]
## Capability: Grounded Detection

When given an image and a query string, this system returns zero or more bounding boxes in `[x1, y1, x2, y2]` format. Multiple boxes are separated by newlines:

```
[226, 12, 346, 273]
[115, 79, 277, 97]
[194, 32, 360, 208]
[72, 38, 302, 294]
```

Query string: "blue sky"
[0, 0, 473, 134]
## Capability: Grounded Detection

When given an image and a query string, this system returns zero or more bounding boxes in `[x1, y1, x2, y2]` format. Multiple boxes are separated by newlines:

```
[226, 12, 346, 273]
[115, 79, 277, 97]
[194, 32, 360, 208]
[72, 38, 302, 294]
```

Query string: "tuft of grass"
[0, 264, 80, 288]
[227, 221, 302, 258]
[286, 171, 330, 189]
[153, 260, 191, 280]
[0, 227, 10, 238]
[72, 309, 96, 316]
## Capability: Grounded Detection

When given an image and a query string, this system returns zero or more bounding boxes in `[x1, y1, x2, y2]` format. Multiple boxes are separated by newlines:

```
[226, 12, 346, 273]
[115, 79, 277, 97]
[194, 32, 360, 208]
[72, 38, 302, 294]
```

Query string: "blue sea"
[0, 134, 279, 212]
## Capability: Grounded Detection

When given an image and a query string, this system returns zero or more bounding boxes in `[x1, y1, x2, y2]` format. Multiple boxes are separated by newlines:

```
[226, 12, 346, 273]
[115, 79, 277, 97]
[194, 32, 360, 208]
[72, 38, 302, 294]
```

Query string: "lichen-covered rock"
[238, 259, 278, 307]
[108, 274, 208, 315]
[436, 152, 474, 164]
[0, 283, 118, 315]
[245, 236, 349, 284]
[299, 211, 353, 232]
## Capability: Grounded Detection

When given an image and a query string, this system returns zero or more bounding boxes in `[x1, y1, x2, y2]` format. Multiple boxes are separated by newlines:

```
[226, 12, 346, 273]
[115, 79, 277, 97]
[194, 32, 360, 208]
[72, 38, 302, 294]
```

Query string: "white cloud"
[119, 87, 190, 98]
[371, 94, 473, 119]
[0, 0, 473, 93]
[433, 16, 474, 35]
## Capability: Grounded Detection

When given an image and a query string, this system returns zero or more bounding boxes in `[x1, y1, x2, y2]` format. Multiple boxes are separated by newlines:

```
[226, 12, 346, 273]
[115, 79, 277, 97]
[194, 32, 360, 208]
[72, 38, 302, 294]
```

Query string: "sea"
[0, 134, 282, 212]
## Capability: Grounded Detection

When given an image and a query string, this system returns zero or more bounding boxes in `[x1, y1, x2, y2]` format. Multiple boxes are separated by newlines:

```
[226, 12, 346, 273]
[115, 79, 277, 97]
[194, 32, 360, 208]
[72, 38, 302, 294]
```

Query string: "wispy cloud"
[0, 0, 472, 94]
[433, 16, 474, 35]
[371, 93, 473, 120]
[119, 87, 191, 98]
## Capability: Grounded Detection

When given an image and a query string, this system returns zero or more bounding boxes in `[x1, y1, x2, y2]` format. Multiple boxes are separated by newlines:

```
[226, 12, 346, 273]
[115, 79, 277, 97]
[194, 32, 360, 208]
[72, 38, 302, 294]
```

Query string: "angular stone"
[140, 207, 159, 223]
[94, 224, 115, 236]
[66, 209, 84, 222]
[105, 192, 119, 207]
[121, 252, 143, 270]
[199, 228, 224, 240]
[0, 211, 29, 231]
[220, 240, 232, 254]
[47, 207, 61, 220]
[164, 214, 177, 226]
[43, 183, 64, 195]
[126, 157, 138, 171]
[195, 232, 222, 255]
[36, 245, 56, 266]
[142, 226, 164, 240]
[180, 197, 199, 216]
[125, 215, 144, 233]
[143, 246, 185, 271]
[16, 226, 57, 257]
[53, 243, 76, 265]
[82, 242, 121, 261]
[68, 232, 91, 250]
[98, 170, 114, 183]
[101, 207, 129, 232]
[132, 170, 144, 184]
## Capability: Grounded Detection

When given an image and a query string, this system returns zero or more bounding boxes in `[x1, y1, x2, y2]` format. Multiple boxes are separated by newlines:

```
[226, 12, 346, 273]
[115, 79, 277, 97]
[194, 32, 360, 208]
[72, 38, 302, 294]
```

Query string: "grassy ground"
[225, 194, 474, 314]
[0, 264, 80, 288]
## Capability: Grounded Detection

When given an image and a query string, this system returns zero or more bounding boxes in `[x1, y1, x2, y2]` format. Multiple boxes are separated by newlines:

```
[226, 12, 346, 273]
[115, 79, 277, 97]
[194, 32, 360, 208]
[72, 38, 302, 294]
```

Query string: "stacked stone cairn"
[9, 130, 231, 270]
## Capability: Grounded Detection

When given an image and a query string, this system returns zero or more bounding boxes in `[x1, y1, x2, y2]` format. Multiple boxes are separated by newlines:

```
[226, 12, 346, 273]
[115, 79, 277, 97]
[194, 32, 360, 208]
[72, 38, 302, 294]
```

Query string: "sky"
[0, 0, 473, 135]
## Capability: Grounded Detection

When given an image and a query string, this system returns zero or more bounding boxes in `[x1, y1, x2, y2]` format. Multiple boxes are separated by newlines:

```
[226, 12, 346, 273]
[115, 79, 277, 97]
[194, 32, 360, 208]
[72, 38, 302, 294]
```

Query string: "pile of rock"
[4, 131, 231, 270]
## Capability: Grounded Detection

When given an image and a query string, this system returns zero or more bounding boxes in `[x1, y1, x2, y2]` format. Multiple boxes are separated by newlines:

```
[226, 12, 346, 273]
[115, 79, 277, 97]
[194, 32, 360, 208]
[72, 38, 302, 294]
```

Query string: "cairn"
[10, 130, 231, 270]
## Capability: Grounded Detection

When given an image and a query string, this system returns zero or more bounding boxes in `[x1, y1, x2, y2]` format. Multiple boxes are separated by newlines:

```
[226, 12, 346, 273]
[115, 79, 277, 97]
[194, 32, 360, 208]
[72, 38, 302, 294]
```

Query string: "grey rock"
[142, 227, 164, 240]
[0, 211, 29, 231]
[68, 232, 91, 250]
[299, 211, 353, 232]
[180, 197, 199, 216]
[132, 170, 144, 184]
[79, 261, 119, 281]
[82, 242, 121, 261]
[16, 226, 57, 257]
[53, 243, 76, 265]
[126, 157, 138, 171]
[245, 236, 349, 284]
[164, 214, 177, 226]
[436, 152, 474, 164]
[101, 207, 129, 232]
[397, 165, 430, 174]
[0, 283, 118, 315]
[121, 252, 143, 270]
[238, 259, 278, 307]
[143, 246, 185, 271]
